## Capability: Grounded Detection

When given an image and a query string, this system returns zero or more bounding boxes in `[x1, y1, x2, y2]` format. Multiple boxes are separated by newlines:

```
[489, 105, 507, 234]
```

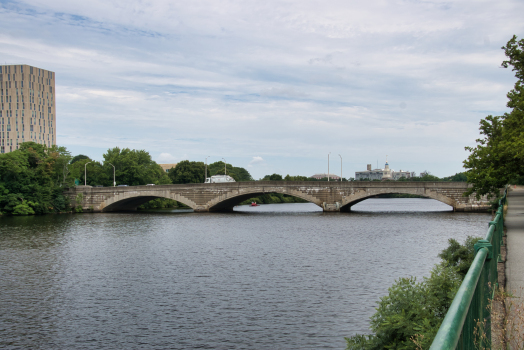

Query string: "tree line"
[0, 144, 472, 215]
[0, 147, 259, 215]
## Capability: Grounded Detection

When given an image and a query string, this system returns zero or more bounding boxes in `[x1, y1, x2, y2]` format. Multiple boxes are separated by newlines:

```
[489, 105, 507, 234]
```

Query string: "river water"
[0, 199, 491, 349]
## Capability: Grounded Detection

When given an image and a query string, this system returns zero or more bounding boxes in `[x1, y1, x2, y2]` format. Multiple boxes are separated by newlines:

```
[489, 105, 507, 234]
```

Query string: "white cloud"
[1, 0, 522, 178]
[157, 153, 178, 163]
[249, 156, 265, 165]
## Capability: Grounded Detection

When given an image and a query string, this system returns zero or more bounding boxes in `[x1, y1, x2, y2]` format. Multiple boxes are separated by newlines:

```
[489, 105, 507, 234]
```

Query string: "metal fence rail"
[430, 190, 506, 349]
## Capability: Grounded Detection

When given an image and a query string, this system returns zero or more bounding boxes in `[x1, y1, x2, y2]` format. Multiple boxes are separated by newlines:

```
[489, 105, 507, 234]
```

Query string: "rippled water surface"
[0, 199, 491, 349]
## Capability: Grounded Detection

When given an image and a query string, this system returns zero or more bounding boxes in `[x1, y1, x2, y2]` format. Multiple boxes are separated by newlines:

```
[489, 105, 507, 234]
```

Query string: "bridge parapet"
[64, 181, 491, 213]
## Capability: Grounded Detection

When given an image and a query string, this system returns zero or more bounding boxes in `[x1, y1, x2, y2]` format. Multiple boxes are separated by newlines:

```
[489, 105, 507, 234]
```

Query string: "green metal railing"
[430, 189, 507, 349]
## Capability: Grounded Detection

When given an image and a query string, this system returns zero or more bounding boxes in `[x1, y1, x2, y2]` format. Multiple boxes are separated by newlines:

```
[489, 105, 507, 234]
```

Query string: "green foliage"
[68, 158, 109, 187]
[169, 160, 206, 184]
[70, 154, 89, 164]
[438, 236, 482, 278]
[345, 237, 480, 349]
[464, 35, 524, 198]
[442, 172, 468, 182]
[137, 198, 182, 210]
[12, 200, 36, 215]
[103, 147, 170, 186]
[0, 142, 71, 215]
[407, 173, 443, 182]
[239, 193, 308, 205]
[262, 173, 283, 181]
[284, 175, 310, 181]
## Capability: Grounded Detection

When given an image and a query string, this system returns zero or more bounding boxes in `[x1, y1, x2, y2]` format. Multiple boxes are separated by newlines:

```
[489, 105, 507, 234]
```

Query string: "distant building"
[310, 173, 341, 180]
[0, 64, 56, 153]
[355, 162, 412, 181]
[159, 163, 177, 173]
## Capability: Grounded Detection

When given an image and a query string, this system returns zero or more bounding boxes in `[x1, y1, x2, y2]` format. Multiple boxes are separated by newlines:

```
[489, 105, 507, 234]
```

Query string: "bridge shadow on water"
[136, 198, 455, 215]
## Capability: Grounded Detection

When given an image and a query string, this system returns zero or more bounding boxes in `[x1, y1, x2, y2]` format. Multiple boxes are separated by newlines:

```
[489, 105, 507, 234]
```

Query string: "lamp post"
[328, 152, 331, 182]
[205, 156, 210, 181]
[222, 158, 227, 175]
[84, 161, 91, 186]
[339, 154, 342, 181]
[108, 163, 115, 187]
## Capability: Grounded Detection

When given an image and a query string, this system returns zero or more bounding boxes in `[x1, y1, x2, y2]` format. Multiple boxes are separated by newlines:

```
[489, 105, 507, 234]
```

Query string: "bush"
[345, 237, 480, 349]
[12, 201, 36, 215]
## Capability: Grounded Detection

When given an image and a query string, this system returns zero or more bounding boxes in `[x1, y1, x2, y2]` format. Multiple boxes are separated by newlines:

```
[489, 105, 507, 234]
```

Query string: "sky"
[1, 0, 523, 179]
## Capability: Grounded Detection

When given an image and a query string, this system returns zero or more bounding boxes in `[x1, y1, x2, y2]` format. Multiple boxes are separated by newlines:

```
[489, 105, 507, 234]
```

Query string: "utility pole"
[84, 162, 91, 186]
[205, 156, 210, 181]
[108, 163, 116, 187]
[339, 154, 342, 181]
[328, 152, 331, 181]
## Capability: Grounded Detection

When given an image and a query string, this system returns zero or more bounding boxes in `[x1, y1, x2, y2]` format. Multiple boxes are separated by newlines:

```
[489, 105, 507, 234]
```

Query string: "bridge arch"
[206, 188, 323, 211]
[99, 190, 198, 212]
[339, 188, 455, 211]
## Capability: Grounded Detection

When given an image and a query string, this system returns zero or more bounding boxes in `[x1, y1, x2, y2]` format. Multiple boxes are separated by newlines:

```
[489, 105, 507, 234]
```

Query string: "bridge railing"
[429, 188, 507, 349]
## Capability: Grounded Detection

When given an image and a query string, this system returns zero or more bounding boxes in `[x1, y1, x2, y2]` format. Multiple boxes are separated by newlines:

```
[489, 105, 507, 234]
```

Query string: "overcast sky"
[1, 0, 522, 179]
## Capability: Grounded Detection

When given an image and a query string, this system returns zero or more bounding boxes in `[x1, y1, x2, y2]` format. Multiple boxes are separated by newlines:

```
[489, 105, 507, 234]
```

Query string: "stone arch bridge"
[65, 181, 490, 213]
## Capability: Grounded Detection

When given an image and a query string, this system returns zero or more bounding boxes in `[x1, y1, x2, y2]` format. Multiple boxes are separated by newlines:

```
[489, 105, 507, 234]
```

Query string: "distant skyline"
[1, 0, 523, 179]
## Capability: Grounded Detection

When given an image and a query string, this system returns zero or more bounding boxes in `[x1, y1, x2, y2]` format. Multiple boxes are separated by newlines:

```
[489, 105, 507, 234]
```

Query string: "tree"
[442, 172, 467, 182]
[464, 35, 524, 198]
[103, 147, 170, 186]
[263, 173, 283, 181]
[169, 160, 206, 184]
[0, 142, 71, 215]
[70, 154, 89, 164]
[438, 236, 482, 278]
[284, 175, 310, 181]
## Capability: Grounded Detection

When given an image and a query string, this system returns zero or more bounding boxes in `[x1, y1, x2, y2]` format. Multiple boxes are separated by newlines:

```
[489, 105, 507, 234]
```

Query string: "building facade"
[355, 163, 413, 181]
[0, 64, 56, 153]
[159, 163, 177, 173]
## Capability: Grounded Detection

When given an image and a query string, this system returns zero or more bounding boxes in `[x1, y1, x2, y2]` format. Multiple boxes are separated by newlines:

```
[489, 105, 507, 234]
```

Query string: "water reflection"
[0, 199, 490, 349]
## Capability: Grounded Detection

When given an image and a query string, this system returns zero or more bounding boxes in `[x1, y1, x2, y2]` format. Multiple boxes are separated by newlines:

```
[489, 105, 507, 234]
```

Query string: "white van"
[205, 175, 236, 183]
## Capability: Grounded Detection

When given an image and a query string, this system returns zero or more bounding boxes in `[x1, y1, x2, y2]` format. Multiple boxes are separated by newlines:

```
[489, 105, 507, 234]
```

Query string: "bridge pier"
[322, 202, 341, 212]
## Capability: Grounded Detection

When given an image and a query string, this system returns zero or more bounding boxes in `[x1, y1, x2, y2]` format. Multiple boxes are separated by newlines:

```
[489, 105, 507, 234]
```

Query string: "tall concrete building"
[0, 64, 56, 154]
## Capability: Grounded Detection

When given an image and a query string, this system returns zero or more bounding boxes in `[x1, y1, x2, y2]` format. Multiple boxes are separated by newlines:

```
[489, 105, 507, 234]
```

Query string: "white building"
[355, 162, 412, 181]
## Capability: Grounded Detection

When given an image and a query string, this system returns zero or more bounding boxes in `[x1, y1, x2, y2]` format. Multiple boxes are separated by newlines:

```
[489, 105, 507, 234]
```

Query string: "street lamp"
[328, 152, 331, 182]
[205, 156, 210, 180]
[108, 163, 116, 187]
[222, 158, 227, 175]
[339, 154, 342, 181]
[84, 161, 92, 186]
